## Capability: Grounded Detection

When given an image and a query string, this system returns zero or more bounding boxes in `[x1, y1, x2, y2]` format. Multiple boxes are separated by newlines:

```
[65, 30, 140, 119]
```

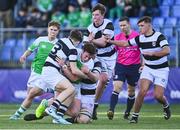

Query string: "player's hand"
[88, 32, 94, 42]
[19, 55, 26, 63]
[81, 65, 90, 74]
[104, 35, 111, 43]
[56, 57, 65, 66]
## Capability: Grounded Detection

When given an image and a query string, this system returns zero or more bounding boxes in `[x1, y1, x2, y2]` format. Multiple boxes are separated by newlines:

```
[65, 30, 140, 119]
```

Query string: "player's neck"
[145, 28, 154, 36]
[48, 36, 55, 41]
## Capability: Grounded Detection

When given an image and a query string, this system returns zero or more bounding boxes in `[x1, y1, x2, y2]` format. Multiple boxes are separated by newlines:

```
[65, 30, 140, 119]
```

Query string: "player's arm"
[20, 50, 32, 63]
[143, 46, 170, 57]
[106, 38, 129, 47]
[61, 65, 80, 82]
[90, 35, 107, 47]
[69, 61, 88, 79]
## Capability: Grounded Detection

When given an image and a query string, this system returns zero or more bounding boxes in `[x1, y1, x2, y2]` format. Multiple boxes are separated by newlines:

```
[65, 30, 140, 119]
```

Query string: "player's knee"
[154, 92, 163, 100]
[78, 115, 91, 124]
[139, 89, 147, 97]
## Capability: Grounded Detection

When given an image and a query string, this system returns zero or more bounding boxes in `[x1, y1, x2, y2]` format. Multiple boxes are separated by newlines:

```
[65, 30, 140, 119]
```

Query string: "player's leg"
[153, 69, 170, 120]
[125, 64, 140, 119]
[107, 80, 123, 120]
[10, 87, 43, 120]
[93, 72, 108, 120]
[154, 85, 171, 120]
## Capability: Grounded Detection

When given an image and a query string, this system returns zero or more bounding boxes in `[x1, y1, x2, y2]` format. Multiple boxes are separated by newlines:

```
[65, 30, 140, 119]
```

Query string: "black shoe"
[129, 116, 138, 123]
[123, 112, 130, 120]
[92, 110, 97, 120]
[65, 117, 75, 123]
[24, 114, 44, 121]
[164, 106, 171, 120]
[107, 110, 114, 120]
[92, 104, 98, 120]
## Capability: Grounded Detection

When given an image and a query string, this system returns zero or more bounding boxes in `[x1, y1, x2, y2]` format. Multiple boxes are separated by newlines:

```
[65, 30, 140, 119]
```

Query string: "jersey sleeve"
[68, 49, 78, 62]
[28, 37, 41, 52]
[157, 34, 169, 48]
[103, 22, 114, 39]
[128, 36, 139, 46]
[92, 58, 102, 74]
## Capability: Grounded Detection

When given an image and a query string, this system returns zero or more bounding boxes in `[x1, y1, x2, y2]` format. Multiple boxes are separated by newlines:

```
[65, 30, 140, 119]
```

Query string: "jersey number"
[51, 43, 62, 55]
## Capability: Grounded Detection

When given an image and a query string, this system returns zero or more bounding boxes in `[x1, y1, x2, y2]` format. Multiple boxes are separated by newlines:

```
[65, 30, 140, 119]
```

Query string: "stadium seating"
[160, 6, 170, 18]
[12, 46, 24, 61]
[153, 17, 164, 27]
[0, 47, 12, 61]
[172, 5, 180, 17]
[164, 17, 177, 27]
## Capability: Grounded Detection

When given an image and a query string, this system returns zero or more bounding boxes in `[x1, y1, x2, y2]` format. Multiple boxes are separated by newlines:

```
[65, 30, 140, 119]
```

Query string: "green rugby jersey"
[28, 36, 58, 74]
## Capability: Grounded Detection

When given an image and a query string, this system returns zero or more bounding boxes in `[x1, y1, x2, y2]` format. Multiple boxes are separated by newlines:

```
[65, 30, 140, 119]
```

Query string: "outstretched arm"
[20, 50, 32, 63]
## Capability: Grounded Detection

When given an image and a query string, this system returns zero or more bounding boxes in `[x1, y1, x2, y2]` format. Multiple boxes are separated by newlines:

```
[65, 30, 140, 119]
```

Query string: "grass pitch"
[0, 103, 179, 129]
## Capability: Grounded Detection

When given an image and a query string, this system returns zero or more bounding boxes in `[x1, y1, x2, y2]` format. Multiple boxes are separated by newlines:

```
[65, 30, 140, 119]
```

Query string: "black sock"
[125, 95, 135, 113]
[57, 104, 68, 117]
[51, 99, 61, 110]
[109, 91, 119, 112]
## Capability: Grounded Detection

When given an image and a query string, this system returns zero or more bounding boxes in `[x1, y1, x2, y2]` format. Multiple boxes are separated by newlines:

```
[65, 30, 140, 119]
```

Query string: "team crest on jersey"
[152, 41, 156, 47]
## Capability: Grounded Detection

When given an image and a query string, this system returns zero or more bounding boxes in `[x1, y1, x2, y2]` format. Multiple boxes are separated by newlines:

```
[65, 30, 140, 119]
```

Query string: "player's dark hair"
[137, 16, 152, 24]
[69, 30, 83, 42]
[83, 42, 96, 55]
[92, 3, 106, 16]
[48, 21, 61, 30]
[119, 16, 129, 22]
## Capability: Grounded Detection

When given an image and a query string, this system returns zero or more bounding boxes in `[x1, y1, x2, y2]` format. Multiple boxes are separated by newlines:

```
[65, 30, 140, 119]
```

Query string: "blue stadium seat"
[168, 36, 176, 45]
[0, 47, 12, 61]
[175, 0, 180, 5]
[168, 44, 176, 60]
[153, 17, 164, 27]
[164, 17, 177, 27]
[4, 39, 16, 48]
[162, 27, 174, 38]
[162, 0, 174, 5]
[159, 6, 170, 17]
[12, 47, 24, 61]
[129, 17, 138, 29]
[16, 39, 26, 48]
[172, 6, 180, 17]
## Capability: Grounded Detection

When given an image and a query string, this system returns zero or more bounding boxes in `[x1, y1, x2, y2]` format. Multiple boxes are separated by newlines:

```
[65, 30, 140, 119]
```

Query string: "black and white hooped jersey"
[128, 31, 169, 69]
[44, 38, 78, 70]
[85, 19, 115, 57]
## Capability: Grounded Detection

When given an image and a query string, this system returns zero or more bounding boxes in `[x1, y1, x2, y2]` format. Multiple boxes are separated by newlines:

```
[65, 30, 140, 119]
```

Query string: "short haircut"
[119, 16, 129, 22]
[48, 21, 61, 30]
[137, 16, 152, 24]
[69, 30, 83, 42]
[92, 3, 106, 15]
[83, 42, 96, 55]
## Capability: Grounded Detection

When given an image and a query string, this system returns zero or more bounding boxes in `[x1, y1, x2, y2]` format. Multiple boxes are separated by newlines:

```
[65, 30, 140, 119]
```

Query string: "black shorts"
[113, 63, 141, 86]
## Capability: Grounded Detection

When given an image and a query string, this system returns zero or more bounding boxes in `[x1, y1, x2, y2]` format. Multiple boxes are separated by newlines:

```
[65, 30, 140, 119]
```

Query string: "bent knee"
[78, 115, 91, 124]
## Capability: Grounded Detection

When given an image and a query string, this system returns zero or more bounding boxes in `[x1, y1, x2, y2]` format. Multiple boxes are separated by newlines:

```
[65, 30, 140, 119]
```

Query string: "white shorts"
[41, 66, 66, 90]
[97, 55, 116, 79]
[27, 71, 45, 90]
[140, 66, 169, 88]
[81, 94, 95, 116]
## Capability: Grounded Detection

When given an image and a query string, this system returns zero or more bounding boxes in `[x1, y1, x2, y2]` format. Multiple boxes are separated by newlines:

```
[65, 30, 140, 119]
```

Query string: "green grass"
[0, 103, 180, 129]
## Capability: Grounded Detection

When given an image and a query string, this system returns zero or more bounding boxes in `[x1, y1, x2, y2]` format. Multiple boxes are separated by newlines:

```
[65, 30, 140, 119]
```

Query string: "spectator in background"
[79, 2, 91, 27]
[109, 0, 124, 21]
[51, 9, 67, 28]
[0, 0, 17, 27]
[15, 7, 28, 27]
[133, 0, 160, 17]
[123, 0, 135, 17]
[66, 3, 80, 27]
[36, 0, 53, 13]
[26, 8, 48, 28]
